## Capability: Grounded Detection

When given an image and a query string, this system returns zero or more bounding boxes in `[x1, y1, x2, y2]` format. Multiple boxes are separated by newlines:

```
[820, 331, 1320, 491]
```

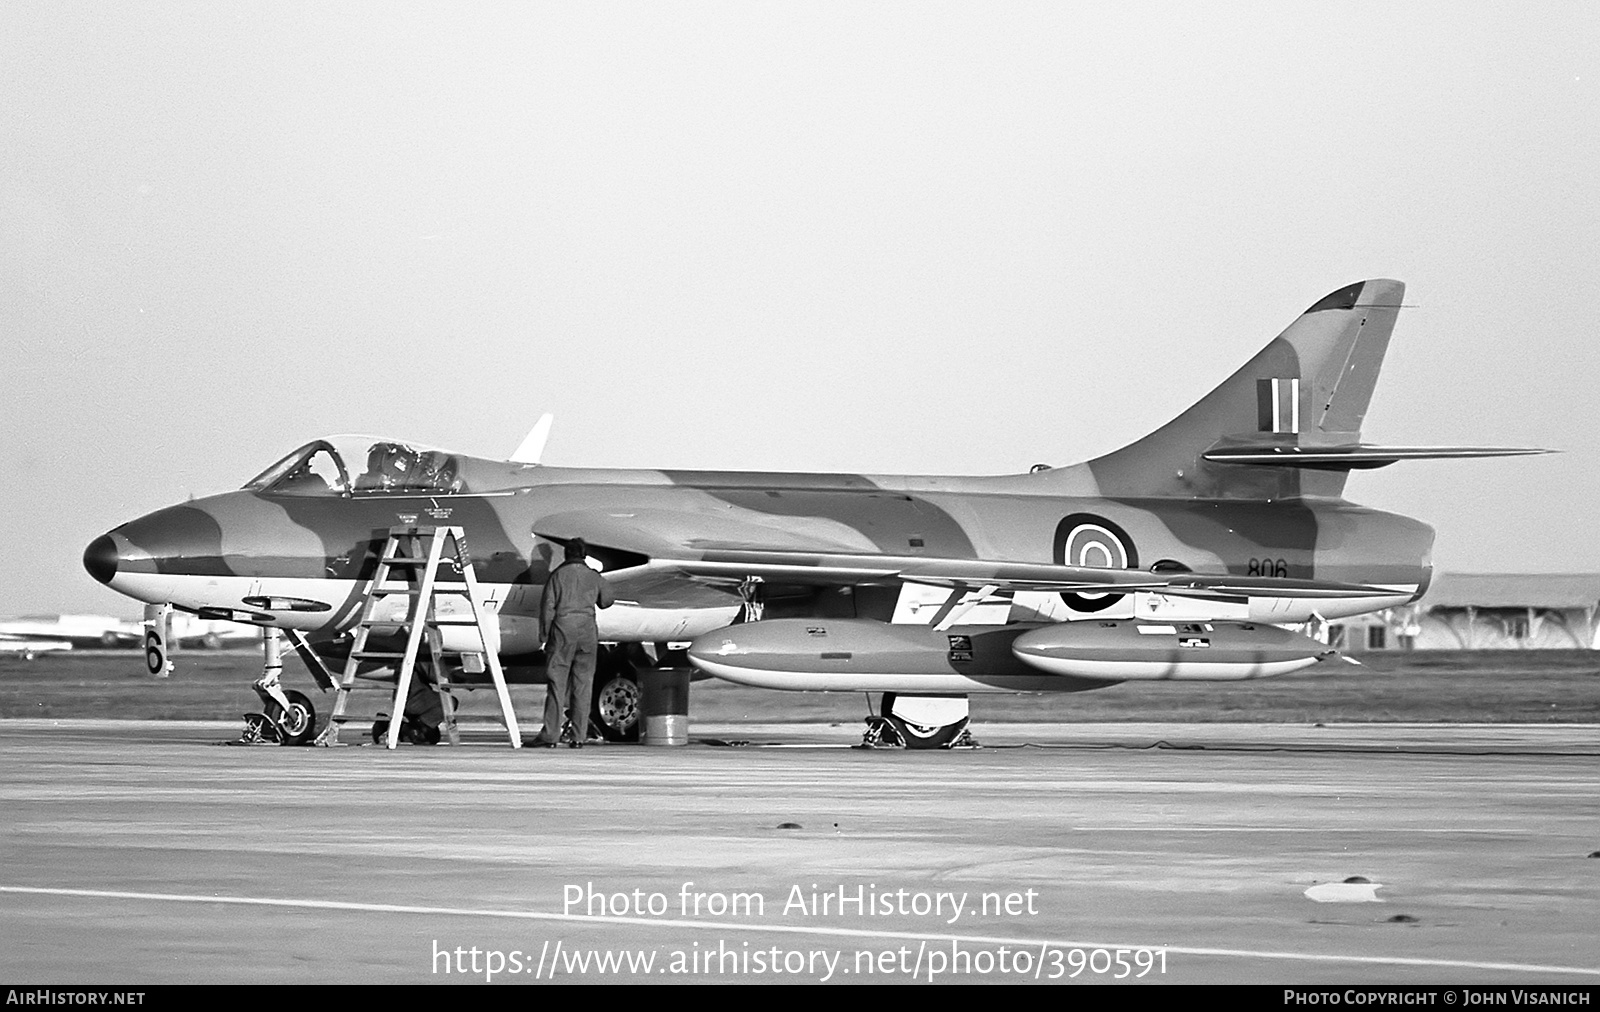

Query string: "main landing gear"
[537, 645, 644, 745]
[860, 693, 979, 750]
[540, 644, 670, 745]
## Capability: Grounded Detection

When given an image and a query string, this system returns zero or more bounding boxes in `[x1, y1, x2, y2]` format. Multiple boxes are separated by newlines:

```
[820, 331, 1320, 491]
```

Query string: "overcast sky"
[2, 1, 1596, 617]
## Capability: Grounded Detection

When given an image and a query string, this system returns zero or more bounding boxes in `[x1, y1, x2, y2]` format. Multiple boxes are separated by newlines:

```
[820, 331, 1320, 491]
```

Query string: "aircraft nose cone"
[83, 534, 118, 585]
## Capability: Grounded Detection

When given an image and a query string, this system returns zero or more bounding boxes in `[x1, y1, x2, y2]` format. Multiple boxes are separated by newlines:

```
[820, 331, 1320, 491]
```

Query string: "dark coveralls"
[538, 560, 616, 743]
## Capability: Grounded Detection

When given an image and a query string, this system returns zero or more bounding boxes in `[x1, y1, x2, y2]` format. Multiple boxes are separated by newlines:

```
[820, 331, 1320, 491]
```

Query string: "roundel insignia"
[1053, 513, 1138, 613]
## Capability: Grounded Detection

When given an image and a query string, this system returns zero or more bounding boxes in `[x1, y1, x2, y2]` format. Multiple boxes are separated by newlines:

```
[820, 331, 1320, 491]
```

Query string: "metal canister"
[640, 668, 690, 746]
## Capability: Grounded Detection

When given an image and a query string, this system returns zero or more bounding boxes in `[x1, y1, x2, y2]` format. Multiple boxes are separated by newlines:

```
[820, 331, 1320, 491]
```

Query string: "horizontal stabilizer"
[1201, 443, 1553, 471]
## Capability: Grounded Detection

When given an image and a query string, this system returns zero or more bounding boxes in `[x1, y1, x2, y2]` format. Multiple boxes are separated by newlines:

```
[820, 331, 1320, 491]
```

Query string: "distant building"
[1332, 573, 1600, 652]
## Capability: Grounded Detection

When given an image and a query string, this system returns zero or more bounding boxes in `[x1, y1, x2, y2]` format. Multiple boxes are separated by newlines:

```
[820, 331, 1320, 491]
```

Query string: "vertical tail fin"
[1075, 279, 1406, 499]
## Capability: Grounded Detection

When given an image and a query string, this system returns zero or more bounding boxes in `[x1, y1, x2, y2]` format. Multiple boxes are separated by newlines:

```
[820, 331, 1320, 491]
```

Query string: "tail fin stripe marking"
[1260, 378, 1300, 434]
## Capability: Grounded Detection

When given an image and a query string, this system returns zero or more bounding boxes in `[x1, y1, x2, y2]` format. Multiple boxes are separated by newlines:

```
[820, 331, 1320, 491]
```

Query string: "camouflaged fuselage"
[89, 454, 1432, 647]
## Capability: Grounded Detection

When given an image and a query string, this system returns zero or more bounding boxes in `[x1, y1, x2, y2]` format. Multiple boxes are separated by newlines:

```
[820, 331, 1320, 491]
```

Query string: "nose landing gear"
[239, 688, 317, 745]
[236, 626, 318, 745]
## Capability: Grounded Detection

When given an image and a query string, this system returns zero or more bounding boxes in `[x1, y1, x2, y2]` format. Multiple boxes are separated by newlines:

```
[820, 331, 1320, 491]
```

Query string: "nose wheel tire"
[237, 689, 315, 746]
[273, 689, 316, 746]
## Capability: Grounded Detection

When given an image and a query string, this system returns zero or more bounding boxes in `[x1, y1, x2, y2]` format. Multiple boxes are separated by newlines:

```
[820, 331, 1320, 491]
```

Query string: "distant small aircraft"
[0, 638, 73, 660]
[84, 280, 1546, 746]
[0, 614, 140, 650]
[0, 613, 255, 652]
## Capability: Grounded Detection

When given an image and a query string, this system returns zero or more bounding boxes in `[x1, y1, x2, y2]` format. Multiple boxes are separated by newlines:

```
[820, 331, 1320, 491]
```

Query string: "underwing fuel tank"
[686, 619, 1110, 693]
[1010, 619, 1334, 680]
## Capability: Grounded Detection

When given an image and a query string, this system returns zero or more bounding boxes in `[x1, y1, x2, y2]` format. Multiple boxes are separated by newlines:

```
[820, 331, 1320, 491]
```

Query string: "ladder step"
[358, 616, 478, 630]
[351, 650, 407, 660]
[375, 557, 463, 568]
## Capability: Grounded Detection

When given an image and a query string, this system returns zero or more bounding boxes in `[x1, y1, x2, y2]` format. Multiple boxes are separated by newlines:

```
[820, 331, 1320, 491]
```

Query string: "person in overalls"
[535, 538, 615, 748]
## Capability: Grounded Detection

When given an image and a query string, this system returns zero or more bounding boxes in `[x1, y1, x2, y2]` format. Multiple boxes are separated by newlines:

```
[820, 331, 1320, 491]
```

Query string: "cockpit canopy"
[244, 436, 475, 496]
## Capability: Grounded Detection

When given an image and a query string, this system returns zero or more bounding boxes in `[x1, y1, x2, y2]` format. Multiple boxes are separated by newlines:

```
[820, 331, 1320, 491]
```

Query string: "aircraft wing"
[0, 638, 73, 654]
[533, 526, 1396, 601]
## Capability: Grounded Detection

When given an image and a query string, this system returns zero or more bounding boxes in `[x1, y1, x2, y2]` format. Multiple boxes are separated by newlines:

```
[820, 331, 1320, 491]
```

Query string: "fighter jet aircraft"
[83, 279, 1545, 746]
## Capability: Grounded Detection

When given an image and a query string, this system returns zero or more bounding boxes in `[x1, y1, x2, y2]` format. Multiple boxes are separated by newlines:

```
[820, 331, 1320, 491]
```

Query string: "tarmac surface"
[1, 718, 1597, 985]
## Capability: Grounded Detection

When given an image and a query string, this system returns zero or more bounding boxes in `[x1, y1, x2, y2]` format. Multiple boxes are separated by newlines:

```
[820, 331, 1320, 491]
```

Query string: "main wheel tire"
[275, 689, 316, 746]
[884, 713, 968, 750]
[371, 719, 391, 745]
[590, 673, 641, 742]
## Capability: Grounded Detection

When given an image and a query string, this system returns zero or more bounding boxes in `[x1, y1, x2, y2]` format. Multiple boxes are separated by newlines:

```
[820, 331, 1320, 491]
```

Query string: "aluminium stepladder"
[315, 525, 522, 749]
